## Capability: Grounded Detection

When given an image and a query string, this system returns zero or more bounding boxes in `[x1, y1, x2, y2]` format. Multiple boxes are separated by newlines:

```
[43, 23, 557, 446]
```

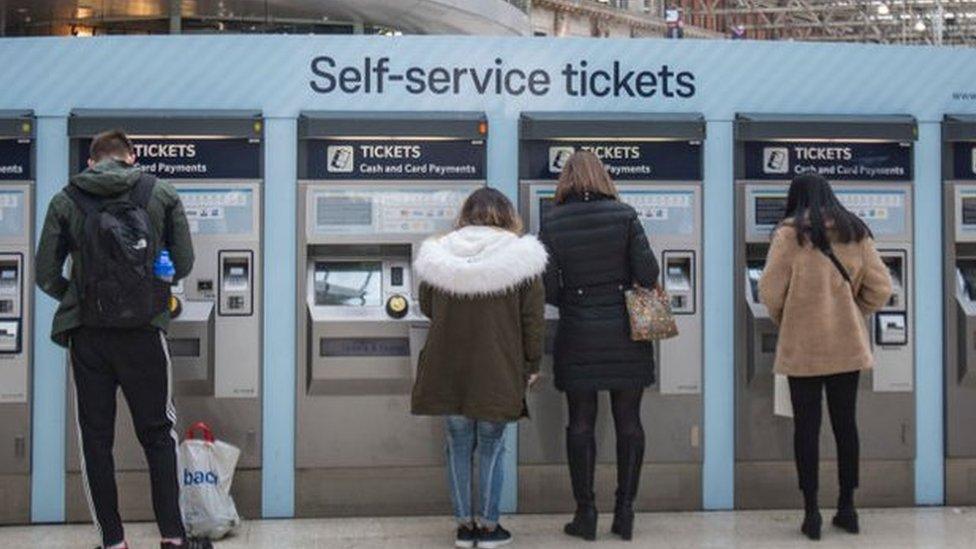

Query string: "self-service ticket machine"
[734, 114, 916, 508]
[942, 114, 976, 504]
[66, 110, 264, 520]
[0, 112, 34, 524]
[296, 112, 486, 516]
[517, 112, 704, 512]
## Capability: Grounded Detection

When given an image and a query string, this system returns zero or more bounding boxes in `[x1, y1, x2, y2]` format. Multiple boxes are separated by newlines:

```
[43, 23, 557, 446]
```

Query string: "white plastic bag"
[179, 422, 241, 540]
[774, 373, 794, 418]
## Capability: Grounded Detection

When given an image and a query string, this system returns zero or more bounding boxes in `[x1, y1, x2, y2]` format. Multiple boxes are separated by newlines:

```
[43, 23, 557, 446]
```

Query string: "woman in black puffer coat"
[539, 150, 659, 542]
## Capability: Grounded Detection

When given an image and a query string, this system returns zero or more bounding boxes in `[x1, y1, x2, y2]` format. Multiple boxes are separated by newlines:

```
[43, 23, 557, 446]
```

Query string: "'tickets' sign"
[744, 141, 913, 181]
[306, 139, 485, 180]
[520, 140, 702, 181]
[953, 142, 976, 180]
[0, 140, 31, 181]
[77, 138, 261, 179]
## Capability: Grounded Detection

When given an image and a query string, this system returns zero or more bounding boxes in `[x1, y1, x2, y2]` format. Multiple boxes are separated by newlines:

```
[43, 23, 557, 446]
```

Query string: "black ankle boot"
[610, 502, 634, 541]
[832, 507, 859, 534]
[832, 488, 859, 533]
[801, 490, 821, 541]
[801, 510, 822, 541]
[564, 504, 597, 541]
[610, 431, 644, 541]
[564, 429, 597, 541]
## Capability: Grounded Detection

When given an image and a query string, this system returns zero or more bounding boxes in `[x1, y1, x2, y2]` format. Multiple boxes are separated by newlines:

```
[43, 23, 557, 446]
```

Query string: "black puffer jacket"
[540, 193, 660, 392]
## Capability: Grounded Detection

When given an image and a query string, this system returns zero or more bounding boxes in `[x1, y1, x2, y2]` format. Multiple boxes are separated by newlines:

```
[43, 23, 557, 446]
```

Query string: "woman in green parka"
[411, 188, 546, 549]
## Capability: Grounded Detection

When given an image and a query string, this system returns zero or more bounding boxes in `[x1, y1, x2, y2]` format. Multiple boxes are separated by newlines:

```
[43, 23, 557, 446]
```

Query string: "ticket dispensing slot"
[877, 252, 908, 346]
[218, 251, 253, 316]
[0, 255, 21, 354]
[166, 297, 215, 396]
[662, 251, 695, 314]
[745, 260, 777, 385]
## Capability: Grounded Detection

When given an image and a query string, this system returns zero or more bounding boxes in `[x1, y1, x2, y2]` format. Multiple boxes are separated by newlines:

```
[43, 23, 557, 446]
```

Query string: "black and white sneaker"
[455, 524, 478, 548]
[478, 524, 513, 549]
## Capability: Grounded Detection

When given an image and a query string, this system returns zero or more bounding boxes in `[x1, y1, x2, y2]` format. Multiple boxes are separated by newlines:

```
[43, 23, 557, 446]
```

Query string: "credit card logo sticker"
[763, 147, 789, 174]
[549, 146, 575, 173]
[327, 145, 355, 173]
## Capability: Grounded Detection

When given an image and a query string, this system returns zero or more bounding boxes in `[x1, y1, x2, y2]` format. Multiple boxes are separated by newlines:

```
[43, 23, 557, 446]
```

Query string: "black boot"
[801, 490, 822, 541]
[832, 488, 859, 534]
[563, 429, 597, 541]
[610, 431, 644, 541]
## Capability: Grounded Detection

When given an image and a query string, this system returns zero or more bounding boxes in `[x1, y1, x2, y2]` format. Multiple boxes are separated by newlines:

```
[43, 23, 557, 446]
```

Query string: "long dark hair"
[783, 173, 872, 250]
[554, 150, 619, 204]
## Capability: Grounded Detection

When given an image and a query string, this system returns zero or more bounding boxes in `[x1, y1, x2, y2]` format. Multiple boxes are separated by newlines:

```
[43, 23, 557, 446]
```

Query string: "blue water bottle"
[154, 249, 175, 283]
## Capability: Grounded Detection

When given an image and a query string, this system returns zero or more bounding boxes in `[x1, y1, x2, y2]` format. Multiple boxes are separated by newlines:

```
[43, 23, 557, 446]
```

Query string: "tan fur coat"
[759, 223, 893, 377]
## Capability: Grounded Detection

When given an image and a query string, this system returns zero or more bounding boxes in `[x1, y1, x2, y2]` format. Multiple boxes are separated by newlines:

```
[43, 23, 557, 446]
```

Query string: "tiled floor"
[3, 508, 976, 548]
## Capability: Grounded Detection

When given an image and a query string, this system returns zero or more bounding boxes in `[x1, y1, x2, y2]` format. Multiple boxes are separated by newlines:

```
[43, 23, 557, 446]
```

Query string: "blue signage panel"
[521, 140, 702, 181]
[0, 139, 32, 181]
[306, 139, 485, 180]
[743, 141, 913, 181]
[76, 138, 261, 179]
[953, 142, 976, 180]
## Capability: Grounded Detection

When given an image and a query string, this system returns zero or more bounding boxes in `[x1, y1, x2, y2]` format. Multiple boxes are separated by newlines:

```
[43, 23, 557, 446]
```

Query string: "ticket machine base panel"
[0, 404, 29, 525]
[518, 463, 701, 513]
[735, 460, 913, 509]
[295, 468, 452, 518]
[0, 474, 29, 524]
[945, 458, 976, 505]
[66, 470, 261, 523]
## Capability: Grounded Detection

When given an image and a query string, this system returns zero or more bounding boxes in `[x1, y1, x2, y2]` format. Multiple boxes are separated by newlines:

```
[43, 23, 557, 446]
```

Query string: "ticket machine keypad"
[218, 252, 253, 316]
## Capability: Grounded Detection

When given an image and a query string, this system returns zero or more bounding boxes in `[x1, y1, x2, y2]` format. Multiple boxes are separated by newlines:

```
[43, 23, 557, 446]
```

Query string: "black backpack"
[65, 173, 169, 328]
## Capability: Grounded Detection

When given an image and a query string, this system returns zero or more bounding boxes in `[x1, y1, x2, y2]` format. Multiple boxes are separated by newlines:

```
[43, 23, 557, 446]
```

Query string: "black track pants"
[71, 326, 185, 547]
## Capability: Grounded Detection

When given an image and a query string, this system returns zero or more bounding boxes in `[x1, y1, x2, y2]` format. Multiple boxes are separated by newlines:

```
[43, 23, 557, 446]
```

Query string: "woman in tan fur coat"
[759, 174, 892, 541]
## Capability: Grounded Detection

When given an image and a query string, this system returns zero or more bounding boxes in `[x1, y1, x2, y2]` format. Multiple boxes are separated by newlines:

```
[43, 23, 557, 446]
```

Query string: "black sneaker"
[455, 525, 477, 548]
[161, 538, 214, 549]
[478, 525, 513, 549]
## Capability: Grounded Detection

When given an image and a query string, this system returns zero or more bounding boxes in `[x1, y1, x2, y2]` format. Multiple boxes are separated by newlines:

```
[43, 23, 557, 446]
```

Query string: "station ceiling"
[0, 0, 530, 36]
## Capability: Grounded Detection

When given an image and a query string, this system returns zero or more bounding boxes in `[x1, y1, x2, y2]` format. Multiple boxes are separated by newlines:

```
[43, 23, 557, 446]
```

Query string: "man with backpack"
[36, 129, 208, 549]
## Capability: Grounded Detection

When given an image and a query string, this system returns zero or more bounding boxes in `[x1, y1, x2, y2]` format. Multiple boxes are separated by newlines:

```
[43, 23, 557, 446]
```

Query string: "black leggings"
[788, 371, 860, 495]
[566, 388, 645, 440]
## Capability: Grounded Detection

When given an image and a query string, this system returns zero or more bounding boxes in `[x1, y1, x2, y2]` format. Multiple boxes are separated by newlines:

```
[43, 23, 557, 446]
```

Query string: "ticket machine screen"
[963, 197, 976, 226]
[539, 197, 554, 222]
[755, 196, 787, 226]
[313, 261, 383, 307]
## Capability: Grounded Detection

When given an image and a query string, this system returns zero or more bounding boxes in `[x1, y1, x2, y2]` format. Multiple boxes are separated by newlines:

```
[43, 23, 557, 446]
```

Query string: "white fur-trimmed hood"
[414, 226, 548, 296]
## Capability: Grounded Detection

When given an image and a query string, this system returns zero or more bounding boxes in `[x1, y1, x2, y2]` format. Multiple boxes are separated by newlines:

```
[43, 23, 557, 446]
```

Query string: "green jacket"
[35, 159, 194, 347]
[410, 226, 548, 423]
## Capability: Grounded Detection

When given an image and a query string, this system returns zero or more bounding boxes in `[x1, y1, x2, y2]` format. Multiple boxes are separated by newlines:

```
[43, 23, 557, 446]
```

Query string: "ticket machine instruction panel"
[296, 111, 487, 517]
[734, 114, 916, 509]
[65, 111, 265, 521]
[0, 113, 34, 524]
[517, 112, 705, 512]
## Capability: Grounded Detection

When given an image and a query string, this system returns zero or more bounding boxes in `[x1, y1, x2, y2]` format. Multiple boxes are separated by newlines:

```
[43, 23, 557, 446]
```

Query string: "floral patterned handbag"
[624, 285, 679, 341]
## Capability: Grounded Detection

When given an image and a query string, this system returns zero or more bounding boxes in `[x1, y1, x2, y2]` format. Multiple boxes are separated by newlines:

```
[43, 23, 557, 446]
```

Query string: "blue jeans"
[444, 416, 509, 528]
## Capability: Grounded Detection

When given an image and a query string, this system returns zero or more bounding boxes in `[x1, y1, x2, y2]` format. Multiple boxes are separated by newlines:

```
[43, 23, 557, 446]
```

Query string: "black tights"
[565, 388, 646, 507]
[789, 371, 860, 509]
[566, 388, 645, 440]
